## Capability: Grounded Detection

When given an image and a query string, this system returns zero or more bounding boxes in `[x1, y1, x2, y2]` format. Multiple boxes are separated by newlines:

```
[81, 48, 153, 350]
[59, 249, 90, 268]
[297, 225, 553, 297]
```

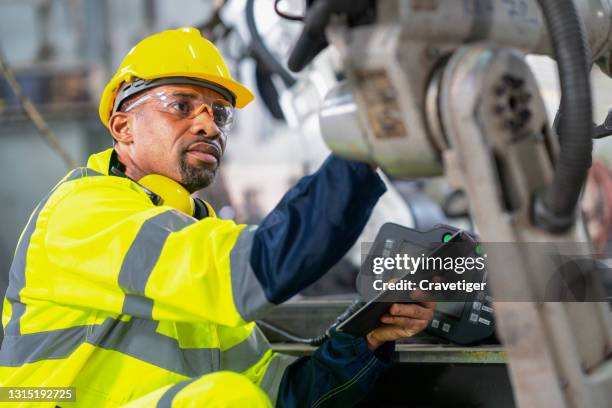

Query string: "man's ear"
[109, 112, 133, 144]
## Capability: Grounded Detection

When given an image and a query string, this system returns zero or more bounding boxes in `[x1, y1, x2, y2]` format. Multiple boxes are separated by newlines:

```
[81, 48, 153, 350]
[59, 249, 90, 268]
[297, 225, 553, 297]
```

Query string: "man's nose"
[190, 106, 221, 138]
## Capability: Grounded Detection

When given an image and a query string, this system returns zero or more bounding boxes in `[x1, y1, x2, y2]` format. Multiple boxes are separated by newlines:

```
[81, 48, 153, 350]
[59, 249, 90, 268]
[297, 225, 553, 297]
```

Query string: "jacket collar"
[86, 148, 114, 176]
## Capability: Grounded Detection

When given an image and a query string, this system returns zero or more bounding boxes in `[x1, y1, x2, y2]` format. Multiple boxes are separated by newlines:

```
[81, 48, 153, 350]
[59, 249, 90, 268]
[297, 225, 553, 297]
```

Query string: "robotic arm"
[295, 0, 612, 230]
[286, 1, 612, 406]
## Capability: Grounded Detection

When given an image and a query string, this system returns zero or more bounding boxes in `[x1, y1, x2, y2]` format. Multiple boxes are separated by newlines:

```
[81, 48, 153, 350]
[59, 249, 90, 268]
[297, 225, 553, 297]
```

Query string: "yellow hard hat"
[98, 27, 254, 128]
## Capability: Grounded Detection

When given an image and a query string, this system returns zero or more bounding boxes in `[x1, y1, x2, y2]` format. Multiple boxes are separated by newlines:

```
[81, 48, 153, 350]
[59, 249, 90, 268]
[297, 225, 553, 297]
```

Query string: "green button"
[442, 232, 453, 243]
[475, 244, 482, 256]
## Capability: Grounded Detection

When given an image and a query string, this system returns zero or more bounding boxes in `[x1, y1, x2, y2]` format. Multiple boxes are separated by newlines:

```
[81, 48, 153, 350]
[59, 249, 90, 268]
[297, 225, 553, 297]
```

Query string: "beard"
[178, 152, 218, 192]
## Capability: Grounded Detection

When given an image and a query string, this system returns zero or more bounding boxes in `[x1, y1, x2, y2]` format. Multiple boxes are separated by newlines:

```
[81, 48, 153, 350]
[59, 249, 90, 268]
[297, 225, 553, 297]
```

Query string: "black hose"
[286, 0, 375, 72]
[287, 0, 332, 72]
[245, 0, 296, 87]
[533, 0, 593, 233]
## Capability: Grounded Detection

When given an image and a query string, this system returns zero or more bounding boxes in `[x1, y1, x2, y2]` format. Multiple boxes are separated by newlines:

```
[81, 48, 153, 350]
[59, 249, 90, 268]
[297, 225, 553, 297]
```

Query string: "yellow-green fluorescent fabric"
[0, 148, 295, 407]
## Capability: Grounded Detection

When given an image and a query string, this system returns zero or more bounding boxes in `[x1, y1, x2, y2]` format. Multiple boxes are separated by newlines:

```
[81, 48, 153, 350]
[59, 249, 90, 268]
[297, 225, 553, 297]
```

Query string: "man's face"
[112, 84, 229, 192]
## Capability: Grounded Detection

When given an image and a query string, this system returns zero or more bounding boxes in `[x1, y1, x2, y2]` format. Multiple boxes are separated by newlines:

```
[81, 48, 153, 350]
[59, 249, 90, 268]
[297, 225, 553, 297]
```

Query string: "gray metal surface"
[273, 342, 506, 364]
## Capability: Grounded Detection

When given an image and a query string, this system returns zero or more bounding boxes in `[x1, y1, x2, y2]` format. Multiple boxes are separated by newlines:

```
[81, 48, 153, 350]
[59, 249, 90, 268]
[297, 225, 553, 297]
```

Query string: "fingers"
[380, 315, 429, 331]
[367, 302, 438, 350]
[388, 303, 435, 321]
[420, 301, 437, 310]
[367, 322, 426, 346]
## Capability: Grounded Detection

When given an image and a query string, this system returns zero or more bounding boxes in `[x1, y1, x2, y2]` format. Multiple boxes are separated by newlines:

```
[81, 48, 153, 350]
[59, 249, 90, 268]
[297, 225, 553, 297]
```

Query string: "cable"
[256, 319, 328, 346]
[256, 299, 364, 347]
[245, 0, 296, 87]
[0, 48, 77, 169]
[532, 0, 593, 233]
[274, 0, 304, 22]
[286, 0, 375, 72]
[286, 0, 333, 72]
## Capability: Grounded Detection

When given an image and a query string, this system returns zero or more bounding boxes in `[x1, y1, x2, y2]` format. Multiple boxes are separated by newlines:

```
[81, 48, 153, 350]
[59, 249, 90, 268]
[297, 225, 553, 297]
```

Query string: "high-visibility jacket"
[0, 148, 391, 407]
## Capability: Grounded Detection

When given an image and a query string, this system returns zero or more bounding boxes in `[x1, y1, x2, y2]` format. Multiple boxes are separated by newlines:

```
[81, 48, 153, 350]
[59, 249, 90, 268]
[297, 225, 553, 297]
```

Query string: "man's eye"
[213, 107, 228, 125]
[213, 104, 232, 126]
[169, 101, 192, 115]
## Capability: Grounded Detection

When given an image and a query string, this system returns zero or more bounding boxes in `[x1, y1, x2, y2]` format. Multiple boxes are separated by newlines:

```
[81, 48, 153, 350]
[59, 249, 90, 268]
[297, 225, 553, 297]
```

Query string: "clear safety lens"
[125, 91, 235, 132]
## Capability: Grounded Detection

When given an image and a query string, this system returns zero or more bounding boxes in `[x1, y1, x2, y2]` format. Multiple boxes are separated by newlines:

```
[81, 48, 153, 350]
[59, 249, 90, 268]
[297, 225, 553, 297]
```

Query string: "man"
[0, 27, 434, 407]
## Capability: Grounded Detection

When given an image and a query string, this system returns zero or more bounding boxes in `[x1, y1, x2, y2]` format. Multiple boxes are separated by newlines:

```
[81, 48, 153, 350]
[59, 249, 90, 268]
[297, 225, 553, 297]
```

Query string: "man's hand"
[366, 302, 436, 351]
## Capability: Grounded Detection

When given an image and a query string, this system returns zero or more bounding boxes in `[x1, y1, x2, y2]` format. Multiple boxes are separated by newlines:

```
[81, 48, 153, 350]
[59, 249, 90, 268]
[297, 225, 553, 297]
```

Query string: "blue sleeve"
[277, 331, 395, 408]
[250, 154, 387, 304]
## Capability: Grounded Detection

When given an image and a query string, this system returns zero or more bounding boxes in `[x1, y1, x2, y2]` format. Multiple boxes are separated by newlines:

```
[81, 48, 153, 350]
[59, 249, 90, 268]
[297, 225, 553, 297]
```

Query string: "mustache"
[184, 138, 223, 161]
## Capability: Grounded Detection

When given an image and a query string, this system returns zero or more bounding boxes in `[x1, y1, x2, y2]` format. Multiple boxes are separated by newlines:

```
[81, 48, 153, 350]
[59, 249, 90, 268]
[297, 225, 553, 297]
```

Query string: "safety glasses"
[125, 91, 235, 132]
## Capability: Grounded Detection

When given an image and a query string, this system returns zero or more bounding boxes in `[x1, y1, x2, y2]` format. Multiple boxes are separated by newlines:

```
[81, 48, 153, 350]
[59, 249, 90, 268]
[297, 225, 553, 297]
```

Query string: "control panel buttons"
[469, 313, 479, 323]
[478, 317, 491, 326]
[382, 239, 394, 257]
[481, 305, 494, 313]
[442, 323, 451, 332]
[431, 319, 440, 328]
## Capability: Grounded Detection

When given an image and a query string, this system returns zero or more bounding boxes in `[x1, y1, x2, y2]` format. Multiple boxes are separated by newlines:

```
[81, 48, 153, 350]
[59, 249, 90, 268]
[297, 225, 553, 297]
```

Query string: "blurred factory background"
[1, 0, 612, 336]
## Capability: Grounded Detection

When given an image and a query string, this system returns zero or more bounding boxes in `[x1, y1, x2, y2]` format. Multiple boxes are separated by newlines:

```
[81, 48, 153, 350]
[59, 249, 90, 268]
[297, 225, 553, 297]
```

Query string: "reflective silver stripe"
[156, 377, 197, 408]
[5, 192, 62, 335]
[0, 323, 89, 365]
[3, 303, 25, 336]
[91, 318, 220, 376]
[259, 353, 298, 406]
[118, 210, 195, 317]
[4, 168, 101, 336]
[122, 295, 154, 317]
[0, 317, 221, 377]
[119, 210, 195, 293]
[220, 325, 270, 372]
[229, 227, 274, 322]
